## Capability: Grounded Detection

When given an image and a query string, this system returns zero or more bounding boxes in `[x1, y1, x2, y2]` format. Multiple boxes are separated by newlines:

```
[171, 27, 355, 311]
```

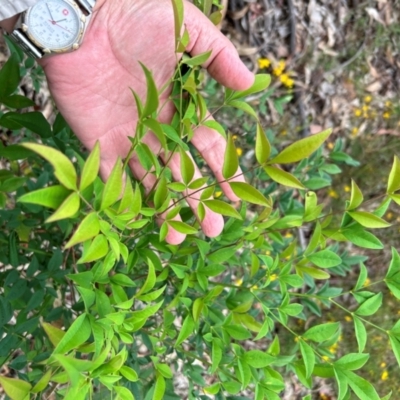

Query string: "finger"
[190, 115, 246, 202]
[185, 3, 254, 91]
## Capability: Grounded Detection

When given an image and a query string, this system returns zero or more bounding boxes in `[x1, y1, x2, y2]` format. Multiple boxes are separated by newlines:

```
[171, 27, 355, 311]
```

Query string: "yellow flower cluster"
[257, 58, 294, 88]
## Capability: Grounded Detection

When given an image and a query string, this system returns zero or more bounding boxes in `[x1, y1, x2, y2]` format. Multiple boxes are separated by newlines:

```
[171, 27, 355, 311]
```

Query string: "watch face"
[26, 0, 82, 51]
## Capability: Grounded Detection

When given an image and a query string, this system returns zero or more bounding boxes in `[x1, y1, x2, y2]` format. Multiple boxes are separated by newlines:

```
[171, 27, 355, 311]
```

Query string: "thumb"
[185, 4, 254, 91]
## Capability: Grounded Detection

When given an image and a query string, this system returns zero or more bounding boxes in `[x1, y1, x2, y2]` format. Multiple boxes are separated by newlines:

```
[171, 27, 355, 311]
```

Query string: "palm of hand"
[40, 0, 254, 243]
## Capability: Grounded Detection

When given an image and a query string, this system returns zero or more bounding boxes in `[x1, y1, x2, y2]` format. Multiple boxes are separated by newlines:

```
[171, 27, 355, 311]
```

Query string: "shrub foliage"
[0, 1, 400, 399]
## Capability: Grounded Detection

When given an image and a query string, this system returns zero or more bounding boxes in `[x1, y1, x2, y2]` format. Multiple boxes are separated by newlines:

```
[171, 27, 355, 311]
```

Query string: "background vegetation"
[0, 1, 400, 399]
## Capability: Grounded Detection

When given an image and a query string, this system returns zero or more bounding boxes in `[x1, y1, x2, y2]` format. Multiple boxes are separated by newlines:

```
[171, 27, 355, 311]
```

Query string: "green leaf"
[114, 386, 134, 400]
[192, 297, 204, 322]
[31, 369, 52, 393]
[300, 340, 315, 379]
[224, 325, 252, 340]
[227, 100, 258, 119]
[144, 118, 167, 151]
[355, 293, 382, 316]
[42, 322, 65, 347]
[347, 180, 364, 210]
[183, 50, 212, 66]
[334, 368, 349, 400]
[168, 220, 198, 235]
[269, 129, 332, 164]
[343, 370, 380, 400]
[65, 212, 100, 248]
[0, 377, 31, 400]
[353, 316, 367, 353]
[18, 185, 71, 209]
[335, 353, 369, 371]
[0, 143, 34, 160]
[140, 62, 159, 117]
[228, 74, 271, 100]
[387, 247, 400, 278]
[303, 322, 340, 342]
[307, 250, 342, 268]
[22, 143, 77, 189]
[1, 112, 52, 138]
[202, 120, 226, 138]
[211, 338, 222, 373]
[229, 182, 270, 206]
[1, 94, 35, 109]
[180, 147, 195, 185]
[342, 227, 383, 249]
[78, 235, 108, 263]
[355, 263, 368, 290]
[203, 199, 242, 219]
[152, 375, 165, 400]
[120, 366, 139, 382]
[46, 192, 80, 223]
[347, 211, 390, 229]
[264, 165, 305, 189]
[80, 141, 100, 191]
[175, 314, 195, 346]
[243, 350, 275, 368]
[389, 335, 400, 368]
[171, 0, 184, 49]
[387, 155, 400, 193]
[101, 158, 123, 210]
[135, 259, 156, 297]
[223, 133, 239, 180]
[0, 53, 20, 97]
[53, 314, 91, 354]
[256, 123, 271, 164]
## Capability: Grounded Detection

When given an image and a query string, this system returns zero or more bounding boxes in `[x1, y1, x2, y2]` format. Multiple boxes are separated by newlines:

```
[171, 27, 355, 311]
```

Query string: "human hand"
[39, 0, 254, 244]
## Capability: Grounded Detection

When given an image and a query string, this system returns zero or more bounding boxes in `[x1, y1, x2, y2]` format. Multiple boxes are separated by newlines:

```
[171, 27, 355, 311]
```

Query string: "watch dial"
[26, 0, 81, 50]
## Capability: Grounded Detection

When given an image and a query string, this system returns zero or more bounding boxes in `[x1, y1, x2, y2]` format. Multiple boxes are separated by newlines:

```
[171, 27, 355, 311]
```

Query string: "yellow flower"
[380, 362, 387, 368]
[250, 285, 258, 292]
[265, 250, 271, 255]
[327, 142, 334, 149]
[363, 278, 371, 287]
[354, 109, 362, 117]
[351, 127, 359, 136]
[322, 355, 330, 362]
[273, 67, 283, 77]
[364, 95, 372, 103]
[232, 135, 238, 141]
[284, 232, 293, 238]
[381, 370, 389, 381]
[270, 274, 278, 282]
[280, 73, 294, 88]
[236, 148, 243, 156]
[362, 105, 369, 112]
[383, 111, 390, 119]
[345, 315, 352, 322]
[328, 189, 339, 199]
[235, 278, 243, 286]
[278, 60, 286, 70]
[344, 185, 351, 192]
[258, 58, 271, 69]
[386, 212, 393, 220]
[385, 100, 392, 108]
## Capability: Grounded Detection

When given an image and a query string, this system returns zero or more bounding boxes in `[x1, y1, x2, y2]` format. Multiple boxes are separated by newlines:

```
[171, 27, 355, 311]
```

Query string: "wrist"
[0, 14, 20, 34]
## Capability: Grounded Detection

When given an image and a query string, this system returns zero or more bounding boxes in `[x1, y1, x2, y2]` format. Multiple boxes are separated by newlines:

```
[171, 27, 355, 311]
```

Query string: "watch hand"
[48, 20, 71, 33]
[45, 3, 55, 21]
[54, 19, 67, 23]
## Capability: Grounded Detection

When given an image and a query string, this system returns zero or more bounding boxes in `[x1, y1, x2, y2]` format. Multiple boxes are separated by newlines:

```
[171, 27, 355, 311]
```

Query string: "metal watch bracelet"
[8, 0, 96, 59]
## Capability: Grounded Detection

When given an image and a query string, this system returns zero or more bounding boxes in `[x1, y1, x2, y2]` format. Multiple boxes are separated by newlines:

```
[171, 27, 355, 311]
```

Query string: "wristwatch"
[8, 0, 96, 59]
